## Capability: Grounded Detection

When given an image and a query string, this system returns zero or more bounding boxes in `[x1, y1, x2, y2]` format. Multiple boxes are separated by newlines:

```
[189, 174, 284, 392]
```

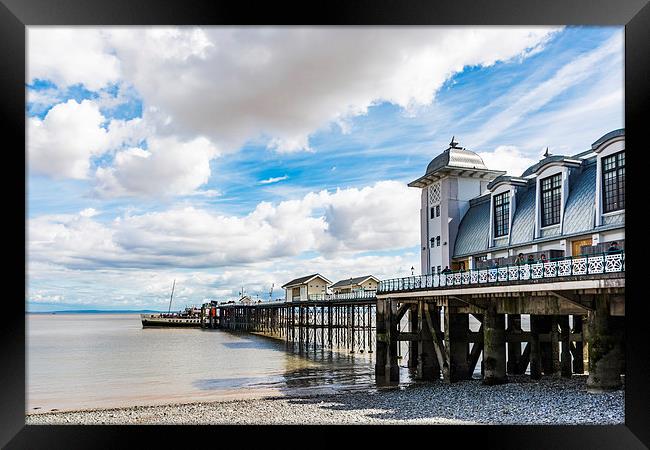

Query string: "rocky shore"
[26, 375, 623, 425]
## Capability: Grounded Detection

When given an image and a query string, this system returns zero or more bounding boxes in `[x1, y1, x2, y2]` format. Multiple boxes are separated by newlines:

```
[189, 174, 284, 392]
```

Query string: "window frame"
[493, 191, 510, 237]
[540, 173, 562, 227]
[602, 150, 625, 213]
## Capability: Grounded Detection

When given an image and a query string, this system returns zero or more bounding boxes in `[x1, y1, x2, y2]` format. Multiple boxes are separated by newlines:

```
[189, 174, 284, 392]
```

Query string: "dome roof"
[425, 147, 489, 175]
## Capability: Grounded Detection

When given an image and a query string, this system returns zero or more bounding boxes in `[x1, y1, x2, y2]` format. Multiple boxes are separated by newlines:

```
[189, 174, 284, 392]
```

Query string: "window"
[493, 192, 510, 237]
[437, 266, 441, 274]
[436, 205, 440, 217]
[436, 236, 440, 247]
[540, 173, 562, 227]
[602, 151, 625, 213]
[430, 237, 435, 247]
[430, 207, 435, 219]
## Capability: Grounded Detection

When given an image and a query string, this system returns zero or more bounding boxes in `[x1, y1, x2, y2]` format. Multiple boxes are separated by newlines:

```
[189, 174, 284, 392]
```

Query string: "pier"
[376, 251, 624, 390]
[207, 251, 625, 392]
[206, 293, 377, 354]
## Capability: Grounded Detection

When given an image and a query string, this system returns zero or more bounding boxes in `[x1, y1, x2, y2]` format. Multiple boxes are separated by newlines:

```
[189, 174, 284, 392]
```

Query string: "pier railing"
[378, 251, 624, 294]
[307, 290, 377, 301]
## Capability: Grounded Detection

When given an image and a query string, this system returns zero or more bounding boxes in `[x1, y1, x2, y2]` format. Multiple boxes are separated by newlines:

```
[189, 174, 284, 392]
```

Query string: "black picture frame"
[2, 0, 648, 447]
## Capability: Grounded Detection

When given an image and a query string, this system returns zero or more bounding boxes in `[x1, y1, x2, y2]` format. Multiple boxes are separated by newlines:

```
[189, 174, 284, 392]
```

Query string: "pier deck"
[208, 252, 625, 391]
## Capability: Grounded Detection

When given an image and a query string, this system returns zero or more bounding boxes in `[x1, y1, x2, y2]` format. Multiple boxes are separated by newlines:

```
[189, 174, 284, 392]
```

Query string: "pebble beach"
[26, 375, 624, 425]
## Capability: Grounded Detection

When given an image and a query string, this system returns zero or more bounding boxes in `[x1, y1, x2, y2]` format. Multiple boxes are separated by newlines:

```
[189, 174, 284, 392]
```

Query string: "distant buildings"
[409, 129, 625, 273]
[281, 274, 332, 302]
[281, 274, 379, 301]
[330, 275, 379, 294]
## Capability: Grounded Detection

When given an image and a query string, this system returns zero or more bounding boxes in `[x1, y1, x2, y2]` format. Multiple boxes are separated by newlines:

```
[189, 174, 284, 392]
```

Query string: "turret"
[408, 138, 504, 275]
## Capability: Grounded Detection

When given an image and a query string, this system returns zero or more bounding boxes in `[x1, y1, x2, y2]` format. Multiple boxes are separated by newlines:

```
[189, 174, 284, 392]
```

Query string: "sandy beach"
[26, 375, 624, 425]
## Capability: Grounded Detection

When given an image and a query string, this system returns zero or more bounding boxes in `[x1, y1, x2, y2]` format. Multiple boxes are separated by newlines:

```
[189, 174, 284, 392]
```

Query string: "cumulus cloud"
[478, 146, 538, 177]
[29, 180, 419, 271]
[29, 27, 559, 157]
[28, 28, 121, 90]
[112, 27, 558, 153]
[28, 99, 110, 179]
[94, 136, 219, 197]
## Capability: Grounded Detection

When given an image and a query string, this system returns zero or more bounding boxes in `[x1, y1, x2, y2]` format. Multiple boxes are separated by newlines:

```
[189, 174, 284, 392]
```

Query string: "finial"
[450, 136, 459, 148]
[543, 147, 551, 158]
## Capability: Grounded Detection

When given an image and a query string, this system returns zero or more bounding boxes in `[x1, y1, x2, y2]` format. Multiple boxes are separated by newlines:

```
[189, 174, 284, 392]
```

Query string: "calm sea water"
[27, 313, 410, 412]
[27, 313, 533, 413]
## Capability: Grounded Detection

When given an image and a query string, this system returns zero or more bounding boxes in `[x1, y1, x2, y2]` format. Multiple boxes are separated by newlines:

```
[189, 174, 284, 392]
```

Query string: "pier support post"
[558, 315, 572, 378]
[408, 306, 418, 369]
[506, 314, 522, 375]
[537, 315, 560, 376]
[529, 315, 543, 380]
[483, 306, 506, 385]
[444, 309, 470, 382]
[586, 294, 624, 392]
[375, 298, 399, 384]
[416, 300, 440, 381]
[571, 315, 585, 374]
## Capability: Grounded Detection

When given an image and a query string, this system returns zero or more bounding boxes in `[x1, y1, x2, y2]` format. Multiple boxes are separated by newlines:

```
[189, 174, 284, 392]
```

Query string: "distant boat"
[140, 280, 202, 328]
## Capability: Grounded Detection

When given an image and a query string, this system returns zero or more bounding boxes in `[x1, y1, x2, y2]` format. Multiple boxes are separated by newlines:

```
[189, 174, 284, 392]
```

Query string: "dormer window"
[540, 173, 562, 227]
[602, 150, 625, 212]
[493, 191, 509, 237]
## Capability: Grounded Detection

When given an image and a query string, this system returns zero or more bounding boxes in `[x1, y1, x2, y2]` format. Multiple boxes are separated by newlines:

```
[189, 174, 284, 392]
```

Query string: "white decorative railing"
[377, 251, 624, 293]
[307, 290, 377, 301]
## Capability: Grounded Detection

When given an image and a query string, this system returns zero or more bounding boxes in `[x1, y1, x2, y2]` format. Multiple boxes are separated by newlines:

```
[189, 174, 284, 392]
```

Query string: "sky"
[26, 26, 624, 311]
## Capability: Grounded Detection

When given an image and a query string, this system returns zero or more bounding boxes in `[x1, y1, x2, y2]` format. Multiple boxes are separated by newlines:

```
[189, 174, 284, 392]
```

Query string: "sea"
[27, 313, 397, 413]
[27, 312, 532, 413]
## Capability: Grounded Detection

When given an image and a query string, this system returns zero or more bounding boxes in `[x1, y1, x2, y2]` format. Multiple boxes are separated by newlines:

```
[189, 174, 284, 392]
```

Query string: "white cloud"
[30, 27, 558, 156]
[28, 99, 110, 179]
[258, 175, 288, 185]
[29, 180, 419, 271]
[478, 146, 538, 177]
[94, 136, 219, 197]
[28, 28, 121, 90]
[79, 208, 99, 217]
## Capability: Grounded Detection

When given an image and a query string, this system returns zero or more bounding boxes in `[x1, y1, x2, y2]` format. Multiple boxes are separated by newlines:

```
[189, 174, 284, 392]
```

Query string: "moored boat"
[141, 279, 202, 328]
[140, 309, 202, 328]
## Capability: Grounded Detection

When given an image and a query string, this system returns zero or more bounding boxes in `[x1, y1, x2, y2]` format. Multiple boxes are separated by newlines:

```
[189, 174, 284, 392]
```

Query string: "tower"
[408, 138, 504, 274]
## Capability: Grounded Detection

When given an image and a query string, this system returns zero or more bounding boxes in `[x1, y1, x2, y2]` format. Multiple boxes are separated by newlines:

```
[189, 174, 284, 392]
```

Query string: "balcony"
[378, 251, 624, 294]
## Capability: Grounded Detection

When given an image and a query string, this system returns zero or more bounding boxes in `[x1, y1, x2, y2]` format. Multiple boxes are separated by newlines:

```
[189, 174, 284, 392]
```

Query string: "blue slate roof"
[453, 197, 490, 256]
[563, 165, 596, 235]
[509, 186, 536, 245]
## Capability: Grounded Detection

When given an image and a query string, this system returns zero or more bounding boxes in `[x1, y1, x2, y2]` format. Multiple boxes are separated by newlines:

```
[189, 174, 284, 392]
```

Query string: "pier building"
[376, 129, 625, 391]
[210, 128, 625, 394]
[282, 274, 332, 302]
[330, 275, 380, 294]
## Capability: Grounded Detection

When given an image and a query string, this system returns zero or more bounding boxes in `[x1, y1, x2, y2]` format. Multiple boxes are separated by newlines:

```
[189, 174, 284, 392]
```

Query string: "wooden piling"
[483, 306, 506, 385]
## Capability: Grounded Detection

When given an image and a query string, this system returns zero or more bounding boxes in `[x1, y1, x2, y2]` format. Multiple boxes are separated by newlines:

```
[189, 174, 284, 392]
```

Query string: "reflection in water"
[27, 314, 413, 412]
[27, 312, 533, 412]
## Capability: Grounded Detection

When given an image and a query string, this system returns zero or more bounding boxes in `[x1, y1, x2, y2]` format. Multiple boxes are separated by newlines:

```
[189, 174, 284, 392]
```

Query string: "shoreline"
[26, 375, 624, 425]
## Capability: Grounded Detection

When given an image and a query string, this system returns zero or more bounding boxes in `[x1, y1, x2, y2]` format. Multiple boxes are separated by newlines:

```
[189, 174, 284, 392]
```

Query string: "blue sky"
[26, 26, 623, 311]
